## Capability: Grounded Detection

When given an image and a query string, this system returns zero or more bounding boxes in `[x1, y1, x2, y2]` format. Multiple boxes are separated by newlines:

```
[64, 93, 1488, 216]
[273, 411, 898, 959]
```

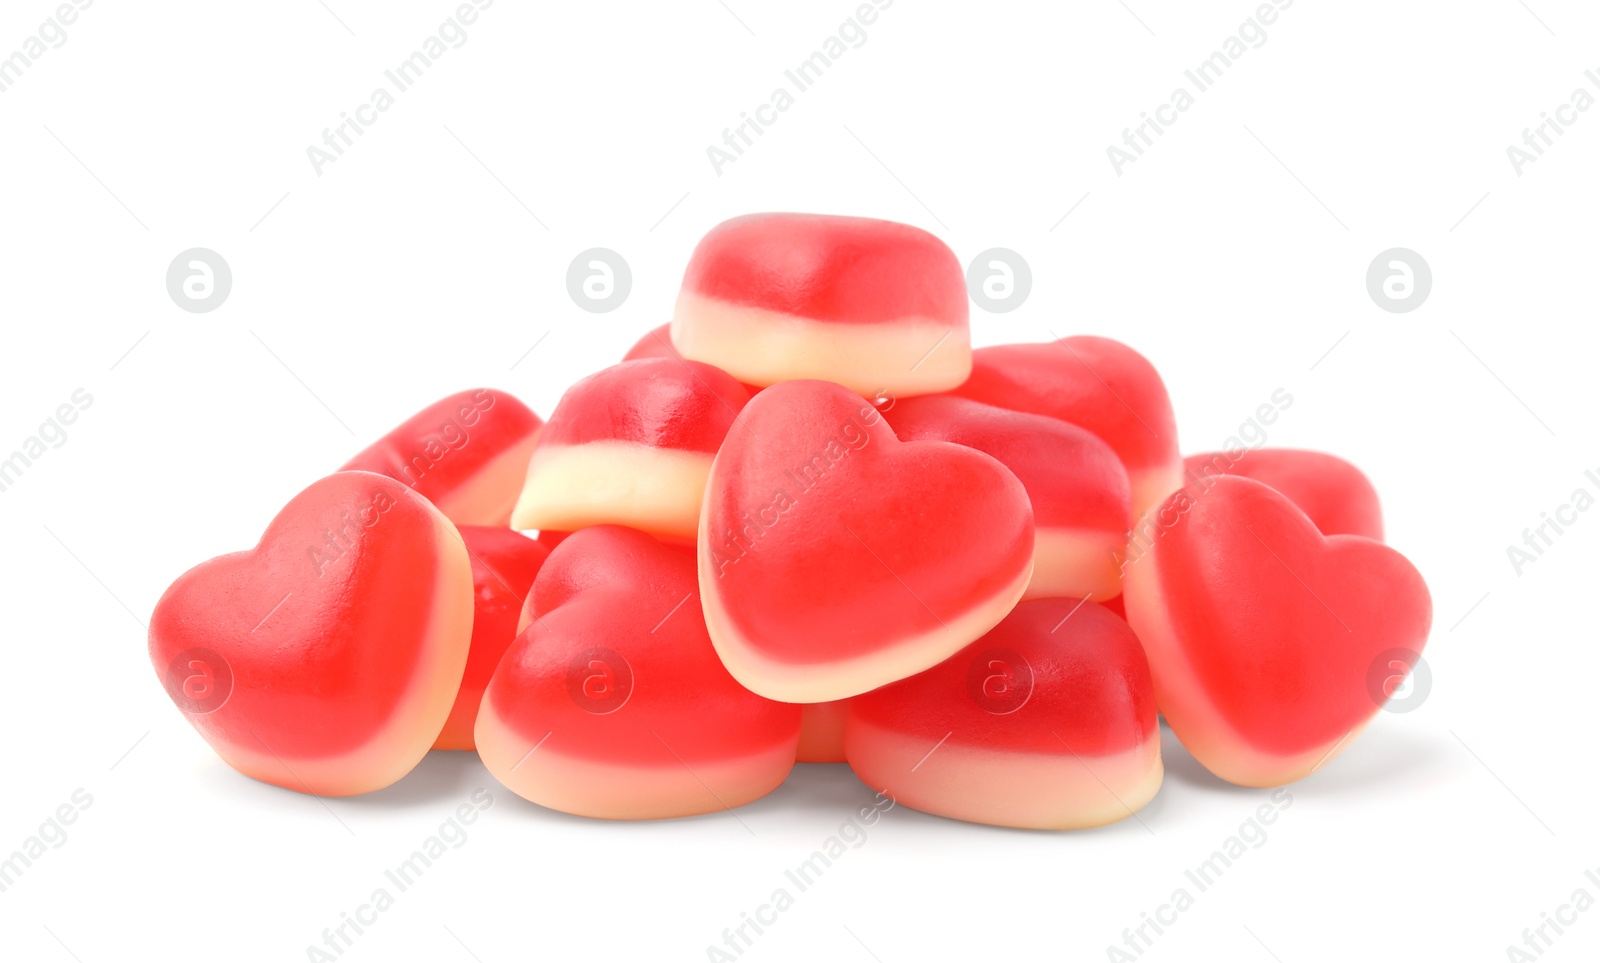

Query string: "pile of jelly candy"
[149, 213, 1431, 829]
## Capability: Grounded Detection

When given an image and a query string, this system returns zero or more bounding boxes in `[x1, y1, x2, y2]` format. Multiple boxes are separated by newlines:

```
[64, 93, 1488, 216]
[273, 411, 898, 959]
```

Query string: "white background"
[1, 1, 1596, 960]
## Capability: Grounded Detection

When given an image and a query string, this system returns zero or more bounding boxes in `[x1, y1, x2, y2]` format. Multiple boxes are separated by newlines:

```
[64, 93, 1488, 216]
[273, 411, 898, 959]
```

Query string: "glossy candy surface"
[341, 388, 542, 528]
[699, 380, 1034, 703]
[847, 598, 1162, 829]
[148, 471, 474, 796]
[433, 526, 550, 751]
[953, 337, 1180, 520]
[477, 526, 801, 818]
[671, 213, 970, 396]
[1184, 448, 1384, 541]
[887, 395, 1131, 603]
[1123, 475, 1431, 787]
[510, 359, 750, 542]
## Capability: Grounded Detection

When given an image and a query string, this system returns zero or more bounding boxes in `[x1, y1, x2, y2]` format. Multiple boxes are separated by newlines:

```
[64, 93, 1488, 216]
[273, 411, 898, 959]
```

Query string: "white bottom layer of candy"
[1025, 526, 1125, 602]
[211, 514, 475, 796]
[432, 427, 542, 527]
[476, 707, 797, 819]
[1129, 464, 1186, 526]
[846, 718, 1163, 830]
[671, 291, 971, 397]
[700, 553, 1034, 704]
[511, 441, 714, 541]
[1123, 544, 1371, 787]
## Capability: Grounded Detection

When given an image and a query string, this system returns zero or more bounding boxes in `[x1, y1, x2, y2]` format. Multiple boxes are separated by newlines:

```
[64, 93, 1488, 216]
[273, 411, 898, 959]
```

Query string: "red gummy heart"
[846, 598, 1161, 829]
[148, 472, 474, 796]
[511, 358, 751, 541]
[671, 213, 971, 396]
[341, 388, 543, 528]
[1123, 475, 1431, 786]
[477, 526, 801, 819]
[699, 380, 1035, 703]
[952, 337, 1180, 521]
[1183, 447, 1384, 541]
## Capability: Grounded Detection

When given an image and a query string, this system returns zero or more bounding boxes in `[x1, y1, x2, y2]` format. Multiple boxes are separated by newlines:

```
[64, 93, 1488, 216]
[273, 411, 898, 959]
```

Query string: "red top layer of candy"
[536, 359, 750, 455]
[850, 598, 1157, 756]
[954, 338, 1178, 480]
[680, 212, 969, 326]
[341, 388, 541, 501]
